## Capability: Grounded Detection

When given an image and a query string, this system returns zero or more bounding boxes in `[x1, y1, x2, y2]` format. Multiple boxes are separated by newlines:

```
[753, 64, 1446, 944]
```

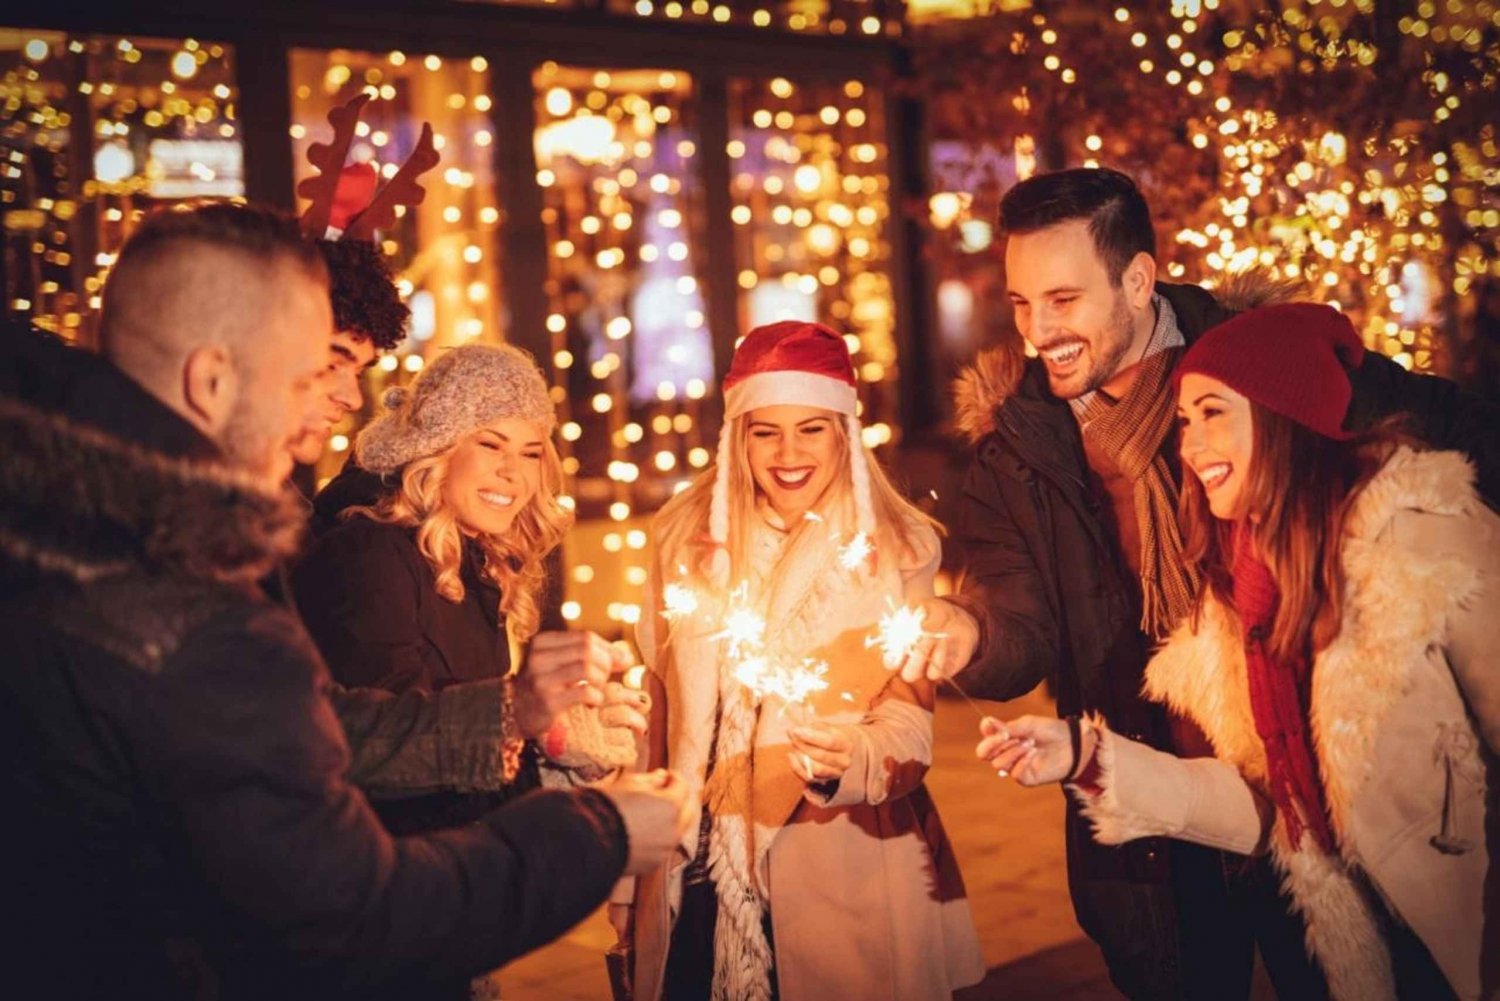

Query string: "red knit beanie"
[1174, 303, 1367, 440]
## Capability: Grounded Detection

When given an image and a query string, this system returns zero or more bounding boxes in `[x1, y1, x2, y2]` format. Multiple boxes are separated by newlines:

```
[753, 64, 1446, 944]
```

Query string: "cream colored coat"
[630, 509, 983, 1001]
[1075, 448, 1500, 1000]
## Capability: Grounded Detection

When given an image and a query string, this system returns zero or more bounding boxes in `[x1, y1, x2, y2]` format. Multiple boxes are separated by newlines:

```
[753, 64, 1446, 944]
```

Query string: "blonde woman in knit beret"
[981, 304, 1500, 1000]
[621, 321, 983, 1001]
[294, 344, 648, 840]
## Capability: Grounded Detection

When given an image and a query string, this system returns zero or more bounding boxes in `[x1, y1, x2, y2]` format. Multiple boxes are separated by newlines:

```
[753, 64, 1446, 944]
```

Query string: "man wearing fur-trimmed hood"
[888, 167, 1500, 999]
[0, 203, 689, 999]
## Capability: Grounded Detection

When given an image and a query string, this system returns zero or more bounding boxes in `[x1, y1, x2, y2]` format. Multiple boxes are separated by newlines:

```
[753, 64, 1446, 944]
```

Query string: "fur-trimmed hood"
[0, 392, 305, 588]
[952, 273, 1305, 442]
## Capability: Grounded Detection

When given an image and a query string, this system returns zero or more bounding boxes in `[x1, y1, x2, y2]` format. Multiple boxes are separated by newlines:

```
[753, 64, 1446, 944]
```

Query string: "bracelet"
[1064, 715, 1084, 782]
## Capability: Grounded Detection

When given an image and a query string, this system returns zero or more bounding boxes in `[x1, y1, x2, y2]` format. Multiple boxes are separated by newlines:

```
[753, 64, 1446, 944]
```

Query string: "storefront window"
[728, 73, 900, 443]
[532, 63, 713, 506]
[289, 47, 503, 477]
[2, 29, 240, 344]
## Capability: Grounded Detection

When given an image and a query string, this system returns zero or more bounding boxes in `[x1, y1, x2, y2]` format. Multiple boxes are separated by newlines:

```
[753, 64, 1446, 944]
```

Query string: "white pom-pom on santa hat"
[708, 320, 874, 584]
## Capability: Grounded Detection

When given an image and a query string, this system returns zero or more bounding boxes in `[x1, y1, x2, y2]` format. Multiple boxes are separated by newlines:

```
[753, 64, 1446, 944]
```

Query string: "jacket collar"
[0, 326, 305, 586]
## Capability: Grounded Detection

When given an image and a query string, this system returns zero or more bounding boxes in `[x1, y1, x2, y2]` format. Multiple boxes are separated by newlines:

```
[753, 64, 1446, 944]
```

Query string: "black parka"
[0, 324, 628, 1000]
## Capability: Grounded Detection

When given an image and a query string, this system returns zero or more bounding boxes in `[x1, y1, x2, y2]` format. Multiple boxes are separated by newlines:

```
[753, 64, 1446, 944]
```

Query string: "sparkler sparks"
[710, 584, 766, 659]
[733, 655, 831, 708]
[662, 581, 700, 619]
[837, 531, 874, 571]
[867, 602, 941, 669]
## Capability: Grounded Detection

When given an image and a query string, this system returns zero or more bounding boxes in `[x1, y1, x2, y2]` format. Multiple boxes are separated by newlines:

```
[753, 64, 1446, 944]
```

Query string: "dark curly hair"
[316, 239, 409, 352]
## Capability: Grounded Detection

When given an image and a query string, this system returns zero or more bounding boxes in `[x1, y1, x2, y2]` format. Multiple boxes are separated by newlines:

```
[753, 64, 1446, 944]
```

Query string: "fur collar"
[952, 272, 1304, 442]
[1141, 448, 1485, 999]
[0, 395, 305, 586]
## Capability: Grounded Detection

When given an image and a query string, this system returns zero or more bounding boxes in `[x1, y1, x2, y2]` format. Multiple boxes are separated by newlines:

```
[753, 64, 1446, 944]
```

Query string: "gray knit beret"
[355, 344, 556, 475]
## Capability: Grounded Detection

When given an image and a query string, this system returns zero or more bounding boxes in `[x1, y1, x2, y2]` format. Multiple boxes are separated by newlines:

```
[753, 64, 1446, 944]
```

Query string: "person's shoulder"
[1355, 447, 1492, 560]
[890, 515, 942, 574]
[307, 515, 418, 565]
[293, 516, 427, 606]
[164, 592, 327, 692]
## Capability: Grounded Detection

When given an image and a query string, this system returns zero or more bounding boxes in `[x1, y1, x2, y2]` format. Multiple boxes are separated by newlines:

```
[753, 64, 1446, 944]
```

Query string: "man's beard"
[219, 392, 291, 484]
[1054, 289, 1137, 399]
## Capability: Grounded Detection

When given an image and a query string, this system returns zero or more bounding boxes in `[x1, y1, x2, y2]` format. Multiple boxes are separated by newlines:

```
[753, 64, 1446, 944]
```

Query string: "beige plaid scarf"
[1074, 341, 1200, 639]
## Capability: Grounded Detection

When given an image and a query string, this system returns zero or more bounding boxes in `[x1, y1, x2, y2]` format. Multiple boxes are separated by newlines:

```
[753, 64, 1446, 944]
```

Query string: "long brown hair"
[1180, 403, 1403, 661]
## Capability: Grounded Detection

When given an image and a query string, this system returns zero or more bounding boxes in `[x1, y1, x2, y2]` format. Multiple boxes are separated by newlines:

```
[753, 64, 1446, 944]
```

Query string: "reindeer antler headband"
[297, 92, 440, 241]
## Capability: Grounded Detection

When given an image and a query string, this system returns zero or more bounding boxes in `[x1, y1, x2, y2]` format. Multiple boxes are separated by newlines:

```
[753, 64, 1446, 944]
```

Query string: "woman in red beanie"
[980, 303, 1499, 1000]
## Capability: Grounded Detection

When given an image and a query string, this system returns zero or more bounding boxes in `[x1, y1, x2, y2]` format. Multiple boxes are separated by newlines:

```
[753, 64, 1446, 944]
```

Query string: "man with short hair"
[895, 168, 1499, 998]
[288, 238, 408, 468]
[0, 202, 689, 999]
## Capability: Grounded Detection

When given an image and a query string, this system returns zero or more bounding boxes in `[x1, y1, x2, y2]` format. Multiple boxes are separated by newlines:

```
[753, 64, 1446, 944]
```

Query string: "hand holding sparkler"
[890, 597, 981, 685]
[514, 630, 621, 738]
[870, 600, 989, 717]
[788, 721, 856, 784]
[976, 715, 1091, 786]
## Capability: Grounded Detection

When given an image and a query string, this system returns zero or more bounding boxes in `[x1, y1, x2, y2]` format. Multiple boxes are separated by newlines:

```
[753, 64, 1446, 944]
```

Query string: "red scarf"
[1231, 525, 1337, 854]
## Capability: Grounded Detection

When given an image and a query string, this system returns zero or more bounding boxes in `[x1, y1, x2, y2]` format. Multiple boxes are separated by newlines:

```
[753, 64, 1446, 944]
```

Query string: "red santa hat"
[709, 320, 875, 579]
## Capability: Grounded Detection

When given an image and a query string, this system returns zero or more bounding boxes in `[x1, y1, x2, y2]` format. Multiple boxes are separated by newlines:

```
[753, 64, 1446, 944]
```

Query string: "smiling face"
[287, 329, 379, 466]
[1004, 219, 1156, 399]
[744, 404, 843, 525]
[1177, 372, 1256, 521]
[441, 417, 547, 537]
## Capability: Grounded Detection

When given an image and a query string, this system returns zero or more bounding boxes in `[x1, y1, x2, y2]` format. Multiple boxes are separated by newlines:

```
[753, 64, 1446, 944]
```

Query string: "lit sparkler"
[709, 584, 766, 659]
[837, 531, 874, 571]
[734, 655, 831, 708]
[867, 603, 938, 669]
[662, 581, 700, 619]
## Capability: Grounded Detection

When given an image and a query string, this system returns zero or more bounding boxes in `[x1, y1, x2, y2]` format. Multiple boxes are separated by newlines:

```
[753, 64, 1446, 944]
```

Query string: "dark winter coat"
[0, 325, 628, 1000]
[947, 278, 1500, 996]
[293, 515, 545, 834]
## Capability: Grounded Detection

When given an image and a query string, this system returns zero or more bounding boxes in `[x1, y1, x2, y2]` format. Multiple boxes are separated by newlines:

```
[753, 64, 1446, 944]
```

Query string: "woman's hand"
[514, 631, 626, 739]
[599, 680, 650, 737]
[976, 715, 1080, 787]
[788, 722, 856, 784]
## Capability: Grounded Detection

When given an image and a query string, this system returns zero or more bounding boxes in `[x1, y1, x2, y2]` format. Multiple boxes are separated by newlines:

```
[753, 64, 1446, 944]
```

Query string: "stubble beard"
[1050, 289, 1137, 400]
[219, 387, 292, 484]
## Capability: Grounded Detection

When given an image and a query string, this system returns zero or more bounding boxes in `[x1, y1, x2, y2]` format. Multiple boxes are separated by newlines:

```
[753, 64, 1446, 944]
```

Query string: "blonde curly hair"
[355, 435, 572, 642]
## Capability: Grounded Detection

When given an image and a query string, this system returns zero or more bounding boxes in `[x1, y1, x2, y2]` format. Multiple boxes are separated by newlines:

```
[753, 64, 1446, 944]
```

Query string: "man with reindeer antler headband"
[286, 92, 436, 476]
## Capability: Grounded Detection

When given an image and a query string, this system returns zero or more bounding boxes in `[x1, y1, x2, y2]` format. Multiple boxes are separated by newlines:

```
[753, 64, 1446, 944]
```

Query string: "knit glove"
[537, 695, 643, 772]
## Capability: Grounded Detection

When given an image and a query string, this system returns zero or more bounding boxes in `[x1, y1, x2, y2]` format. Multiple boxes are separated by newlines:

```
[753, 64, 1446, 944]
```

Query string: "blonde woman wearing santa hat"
[622, 321, 983, 1001]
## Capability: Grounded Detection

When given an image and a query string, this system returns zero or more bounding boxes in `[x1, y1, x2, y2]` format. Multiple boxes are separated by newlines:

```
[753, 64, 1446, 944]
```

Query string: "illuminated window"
[728, 74, 900, 433]
[1, 30, 240, 344]
[290, 48, 503, 475]
[532, 62, 713, 512]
